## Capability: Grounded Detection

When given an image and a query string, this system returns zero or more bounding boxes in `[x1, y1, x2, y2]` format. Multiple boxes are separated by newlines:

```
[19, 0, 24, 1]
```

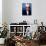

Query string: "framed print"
[22, 3, 32, 16]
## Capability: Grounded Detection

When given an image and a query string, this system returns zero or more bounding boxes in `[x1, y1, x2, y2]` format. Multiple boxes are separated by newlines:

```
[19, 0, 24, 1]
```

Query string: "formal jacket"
[22, 10, 31, 15]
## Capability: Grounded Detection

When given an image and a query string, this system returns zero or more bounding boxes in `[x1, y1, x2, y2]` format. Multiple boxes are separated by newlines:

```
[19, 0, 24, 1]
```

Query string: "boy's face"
[26, 3, 30, 11]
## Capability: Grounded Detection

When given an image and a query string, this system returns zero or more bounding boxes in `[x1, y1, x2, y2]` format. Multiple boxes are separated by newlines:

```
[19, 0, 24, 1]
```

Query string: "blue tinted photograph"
[22, 3, 32, 16]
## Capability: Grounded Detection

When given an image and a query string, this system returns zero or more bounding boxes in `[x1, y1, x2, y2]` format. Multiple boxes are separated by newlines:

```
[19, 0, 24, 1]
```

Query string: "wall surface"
[0, 0, 2, 27]
[2, 0, 46, 26]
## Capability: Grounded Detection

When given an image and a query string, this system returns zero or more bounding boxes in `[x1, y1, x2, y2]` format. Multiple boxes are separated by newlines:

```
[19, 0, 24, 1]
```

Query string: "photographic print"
[22, 3, 32, 16]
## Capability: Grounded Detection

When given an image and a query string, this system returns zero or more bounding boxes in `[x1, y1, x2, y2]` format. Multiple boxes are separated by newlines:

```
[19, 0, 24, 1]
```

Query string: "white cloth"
[26, 27, 32, 36]
[26, 24, 37, 37]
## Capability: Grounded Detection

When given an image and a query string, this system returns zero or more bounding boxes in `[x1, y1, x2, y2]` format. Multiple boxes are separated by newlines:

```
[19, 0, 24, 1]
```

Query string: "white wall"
[0, 0, 2, 27]
[2, 0, 46, 26]
[2, 0, 8, 24]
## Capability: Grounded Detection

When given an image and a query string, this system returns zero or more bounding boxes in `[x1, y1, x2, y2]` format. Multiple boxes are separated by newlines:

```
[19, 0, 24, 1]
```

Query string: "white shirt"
[26, 11, 29, 15]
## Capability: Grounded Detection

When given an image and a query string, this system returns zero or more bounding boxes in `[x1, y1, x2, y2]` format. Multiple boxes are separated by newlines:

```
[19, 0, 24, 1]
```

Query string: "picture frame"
[22, 3, 32, 16]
